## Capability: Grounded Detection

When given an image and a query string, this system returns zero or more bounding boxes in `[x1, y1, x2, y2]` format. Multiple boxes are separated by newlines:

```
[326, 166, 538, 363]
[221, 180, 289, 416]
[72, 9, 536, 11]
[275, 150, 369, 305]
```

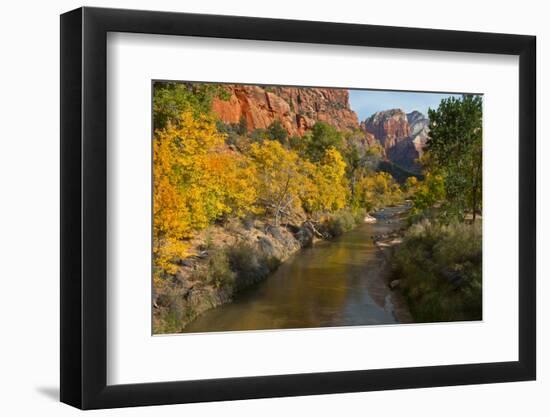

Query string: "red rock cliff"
[361, 109, 411, 150]
[212, 85, 360, 136]
[361, 109, 429, 174]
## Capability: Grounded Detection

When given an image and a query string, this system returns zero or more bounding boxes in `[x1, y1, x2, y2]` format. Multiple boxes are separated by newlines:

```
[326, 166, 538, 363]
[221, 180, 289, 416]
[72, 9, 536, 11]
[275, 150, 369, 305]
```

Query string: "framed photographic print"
[60, 6, 536, 409]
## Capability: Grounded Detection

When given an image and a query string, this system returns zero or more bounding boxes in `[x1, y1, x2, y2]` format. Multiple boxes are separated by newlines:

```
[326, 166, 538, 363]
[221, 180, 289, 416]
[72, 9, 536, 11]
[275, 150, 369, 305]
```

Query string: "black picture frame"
[60, 6, 536, 410]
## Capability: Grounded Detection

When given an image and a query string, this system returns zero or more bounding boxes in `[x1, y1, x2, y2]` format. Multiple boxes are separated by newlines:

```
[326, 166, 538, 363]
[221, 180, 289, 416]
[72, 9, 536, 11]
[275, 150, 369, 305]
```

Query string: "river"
[183, 205, 412, 333]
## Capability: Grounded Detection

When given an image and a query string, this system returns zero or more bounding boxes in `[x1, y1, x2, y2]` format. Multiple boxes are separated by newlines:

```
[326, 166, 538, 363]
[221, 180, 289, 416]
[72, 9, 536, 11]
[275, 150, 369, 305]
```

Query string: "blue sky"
[348, 90, 463, 121]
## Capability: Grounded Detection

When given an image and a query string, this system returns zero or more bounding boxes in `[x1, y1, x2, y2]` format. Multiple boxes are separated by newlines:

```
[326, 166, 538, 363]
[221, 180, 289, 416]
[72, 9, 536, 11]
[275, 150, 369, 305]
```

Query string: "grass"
[392, 219, 482, 323]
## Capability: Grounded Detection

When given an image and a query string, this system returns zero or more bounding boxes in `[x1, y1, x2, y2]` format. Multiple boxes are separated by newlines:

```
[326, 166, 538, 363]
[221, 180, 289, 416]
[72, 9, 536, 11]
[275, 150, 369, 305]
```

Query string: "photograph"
[152, 81, 483, 334]
[0, 0, 542, 413]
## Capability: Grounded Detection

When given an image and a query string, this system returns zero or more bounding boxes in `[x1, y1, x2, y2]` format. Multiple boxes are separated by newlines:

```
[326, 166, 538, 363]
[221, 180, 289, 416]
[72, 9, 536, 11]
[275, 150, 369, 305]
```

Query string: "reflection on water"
[183, 206, 410, 333]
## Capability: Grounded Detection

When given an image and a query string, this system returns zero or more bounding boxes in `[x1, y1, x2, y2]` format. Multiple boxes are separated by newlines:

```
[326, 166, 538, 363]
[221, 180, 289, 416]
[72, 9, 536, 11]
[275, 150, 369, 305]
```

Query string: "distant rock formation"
[361, 109, 411, 149]
[361, 109, 430, 174]
[407, 110, 430, 159]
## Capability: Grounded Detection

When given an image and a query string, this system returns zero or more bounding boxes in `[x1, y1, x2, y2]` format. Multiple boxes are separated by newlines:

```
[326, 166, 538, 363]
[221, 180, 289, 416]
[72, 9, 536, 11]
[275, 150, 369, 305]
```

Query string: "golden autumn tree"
[153, 111, 257, 277]
[300, 147, 348, 213]
[153, 124, 192, 277]
[316, 147, 348, 211]
[353, 171, 402, 211]
[248, 140, 306, 226]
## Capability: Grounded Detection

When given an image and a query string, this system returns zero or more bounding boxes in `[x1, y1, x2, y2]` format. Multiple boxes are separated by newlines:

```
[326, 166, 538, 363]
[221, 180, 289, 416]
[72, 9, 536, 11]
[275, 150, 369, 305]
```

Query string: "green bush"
[225, 241, 280, 290]
[352, 208, 367, 224]
[267, 120, 288, 145]
[392, 219, 482, 322]
[325, 209, 363, 237]
[205, 250, 236, 289]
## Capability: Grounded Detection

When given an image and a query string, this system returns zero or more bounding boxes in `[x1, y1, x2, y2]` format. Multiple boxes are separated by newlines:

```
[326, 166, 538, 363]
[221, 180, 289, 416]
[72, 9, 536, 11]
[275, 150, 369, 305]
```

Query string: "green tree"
[236, 115, 248, 135]
[426, 95, 482, 221]
[153, 82, 230, 130]
[304, 122, 343, 162]
[267, 120, 288, 146]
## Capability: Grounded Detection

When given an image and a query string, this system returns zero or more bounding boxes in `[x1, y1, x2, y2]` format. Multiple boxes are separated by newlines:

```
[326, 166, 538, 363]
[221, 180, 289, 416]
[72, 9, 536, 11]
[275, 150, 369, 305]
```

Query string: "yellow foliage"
[318, 147, 348, 210]
[248, 142, 349, 220]
[153, 111, 257, 275]
[153, 110, 404, 278]
[248, 141, 304, 224]
[302, 147, 348, 212]
[404, 176, 419, 192]
[354, 171, 402, 210]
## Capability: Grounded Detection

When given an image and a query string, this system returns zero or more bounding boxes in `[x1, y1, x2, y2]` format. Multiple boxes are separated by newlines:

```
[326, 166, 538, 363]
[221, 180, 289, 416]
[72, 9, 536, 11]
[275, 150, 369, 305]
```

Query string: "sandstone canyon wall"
[211, 85, 360, 137]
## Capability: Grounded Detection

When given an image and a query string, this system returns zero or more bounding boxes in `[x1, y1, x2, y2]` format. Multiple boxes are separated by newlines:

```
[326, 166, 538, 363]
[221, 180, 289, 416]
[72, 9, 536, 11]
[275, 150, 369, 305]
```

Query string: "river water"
[183, 205, 412, 334]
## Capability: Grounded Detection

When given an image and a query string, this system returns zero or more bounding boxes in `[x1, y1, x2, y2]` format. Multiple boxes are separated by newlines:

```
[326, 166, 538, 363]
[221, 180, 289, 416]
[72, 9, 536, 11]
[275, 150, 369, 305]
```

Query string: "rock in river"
[389, 279, 401, 290]
[364, 214, 377, 224]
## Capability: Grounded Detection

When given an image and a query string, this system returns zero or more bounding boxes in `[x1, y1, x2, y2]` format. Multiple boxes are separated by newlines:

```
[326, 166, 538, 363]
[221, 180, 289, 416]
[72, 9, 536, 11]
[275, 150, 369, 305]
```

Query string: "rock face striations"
[212, 85, 360, 137]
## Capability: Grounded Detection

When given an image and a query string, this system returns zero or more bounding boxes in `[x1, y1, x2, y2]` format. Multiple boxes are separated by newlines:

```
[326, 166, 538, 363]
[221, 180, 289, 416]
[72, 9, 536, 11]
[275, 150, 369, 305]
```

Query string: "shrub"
[392, 220, 482, 322]
[226, 241, 276, 290]
[325, 209, 360, 237]
[351, 207, 367, 224]
[153, 284, 196, 334]
[205, 250, 236, 289]
[250, 128, 270, 143]
[267, 120, 288, 146]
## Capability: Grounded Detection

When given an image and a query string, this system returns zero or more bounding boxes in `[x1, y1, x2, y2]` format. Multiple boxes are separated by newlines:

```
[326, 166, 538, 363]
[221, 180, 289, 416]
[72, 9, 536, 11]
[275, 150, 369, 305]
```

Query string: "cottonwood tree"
[426, 94, 482, 221]
[248, 140, 305, 226]
[153, 111, 256, 277]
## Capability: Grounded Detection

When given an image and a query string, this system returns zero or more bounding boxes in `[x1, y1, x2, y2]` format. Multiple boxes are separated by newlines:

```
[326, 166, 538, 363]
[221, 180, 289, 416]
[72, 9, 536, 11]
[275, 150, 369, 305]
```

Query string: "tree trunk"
[471, 150, 482, 223]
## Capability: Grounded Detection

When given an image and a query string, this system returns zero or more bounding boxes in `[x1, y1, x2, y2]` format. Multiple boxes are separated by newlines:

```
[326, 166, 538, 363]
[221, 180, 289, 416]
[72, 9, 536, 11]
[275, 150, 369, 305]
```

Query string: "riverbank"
[153, 209, 367, 334]
[183, 204, 413, 333]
